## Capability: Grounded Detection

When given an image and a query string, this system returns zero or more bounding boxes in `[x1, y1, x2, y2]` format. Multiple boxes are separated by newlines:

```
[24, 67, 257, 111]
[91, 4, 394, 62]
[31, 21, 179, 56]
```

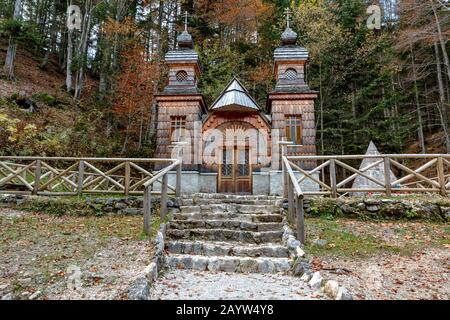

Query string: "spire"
[177, 11, 193, 49]
[285, 7, 291, 29]
[281, 7, 298, 46]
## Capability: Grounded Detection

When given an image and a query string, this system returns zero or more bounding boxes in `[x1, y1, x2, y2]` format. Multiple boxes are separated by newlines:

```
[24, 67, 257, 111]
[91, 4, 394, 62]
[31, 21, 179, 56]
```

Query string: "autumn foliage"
[102, 17, 160, 153]
[113, 44, 159, 153]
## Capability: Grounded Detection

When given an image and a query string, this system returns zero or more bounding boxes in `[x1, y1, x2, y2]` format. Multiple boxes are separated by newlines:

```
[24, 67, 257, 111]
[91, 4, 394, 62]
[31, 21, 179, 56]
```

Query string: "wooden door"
[219, 146, 252, 194]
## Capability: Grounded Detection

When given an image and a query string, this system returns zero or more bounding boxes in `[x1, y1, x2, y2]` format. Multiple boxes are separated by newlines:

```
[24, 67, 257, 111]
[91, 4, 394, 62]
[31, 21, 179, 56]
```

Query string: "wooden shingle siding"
[155, 95, 205, 170]
[269, 96, 317, 170]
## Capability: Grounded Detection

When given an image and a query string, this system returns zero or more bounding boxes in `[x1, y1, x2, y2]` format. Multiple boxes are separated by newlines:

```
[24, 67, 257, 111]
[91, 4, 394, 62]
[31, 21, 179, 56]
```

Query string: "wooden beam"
[124, 161, 131, 196]
[329, 159, 337, 198]
[33, 160, 42, 195]
[437, 157, 446, 196]
[143, 186, 152, 235]
[83, 161, 125, 190]
[390, 159, 440, 188]
[384, 157, 392, 197]
[160, 174, 169, 221]
[296, 196, 305, 244]
[77, 161, 85, 195]
[335, 159, 385, 188]
[392, 159, 437, 186]
[176, 161, 182, 197]
[288, 179, 294, 223]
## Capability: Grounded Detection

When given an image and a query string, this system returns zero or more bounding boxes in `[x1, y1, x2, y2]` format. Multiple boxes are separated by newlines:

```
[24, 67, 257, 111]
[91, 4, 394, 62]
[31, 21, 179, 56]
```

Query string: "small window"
[176, 70, 188, 82]
[285, 115, 302, 145]
[170, 116, 186, 142]
[284, 68, 298, 81]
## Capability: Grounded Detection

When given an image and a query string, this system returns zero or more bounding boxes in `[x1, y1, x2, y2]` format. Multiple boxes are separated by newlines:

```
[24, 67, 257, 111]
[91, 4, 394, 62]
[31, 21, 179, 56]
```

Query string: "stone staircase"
[165, 194, 294, 274]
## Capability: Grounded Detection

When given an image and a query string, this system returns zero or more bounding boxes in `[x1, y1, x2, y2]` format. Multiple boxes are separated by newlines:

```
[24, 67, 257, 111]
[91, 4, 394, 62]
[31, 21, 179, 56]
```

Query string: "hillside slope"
[0, 42, 122, 157]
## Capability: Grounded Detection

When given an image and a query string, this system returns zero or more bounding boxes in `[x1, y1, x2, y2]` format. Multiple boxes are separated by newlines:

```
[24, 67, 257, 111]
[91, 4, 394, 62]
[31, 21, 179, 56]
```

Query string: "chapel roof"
[210, 77, 261, 112]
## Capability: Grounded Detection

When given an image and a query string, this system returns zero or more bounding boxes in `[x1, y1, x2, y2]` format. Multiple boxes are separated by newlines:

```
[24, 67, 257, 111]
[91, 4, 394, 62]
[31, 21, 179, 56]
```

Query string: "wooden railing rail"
[0, 156, 183, 235]
[283, 156, 305, 244]
[284, 154, 450, 198]
[142, 159, 182, 235]
[282, 154, 450, 244]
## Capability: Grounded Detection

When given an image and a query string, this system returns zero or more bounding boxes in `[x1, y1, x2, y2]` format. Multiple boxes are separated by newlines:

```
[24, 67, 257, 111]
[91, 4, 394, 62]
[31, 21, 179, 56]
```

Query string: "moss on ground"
[302, 216, 449, 258]
[10, 196, 106, 217]
[304, 195, 449, 222]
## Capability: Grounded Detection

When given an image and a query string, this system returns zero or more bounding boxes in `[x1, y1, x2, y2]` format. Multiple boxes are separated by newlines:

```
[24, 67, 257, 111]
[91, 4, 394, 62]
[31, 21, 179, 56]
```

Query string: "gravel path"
[150, 270, 326, 300]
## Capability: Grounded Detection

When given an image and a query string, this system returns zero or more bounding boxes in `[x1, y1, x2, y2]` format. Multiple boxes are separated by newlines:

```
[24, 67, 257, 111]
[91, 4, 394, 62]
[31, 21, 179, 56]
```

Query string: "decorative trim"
[268, 93, 319, 100]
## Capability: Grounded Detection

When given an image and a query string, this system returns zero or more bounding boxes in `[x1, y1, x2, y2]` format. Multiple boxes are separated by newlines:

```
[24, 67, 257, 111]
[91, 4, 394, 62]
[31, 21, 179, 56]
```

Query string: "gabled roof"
[210, 77, 261, 111]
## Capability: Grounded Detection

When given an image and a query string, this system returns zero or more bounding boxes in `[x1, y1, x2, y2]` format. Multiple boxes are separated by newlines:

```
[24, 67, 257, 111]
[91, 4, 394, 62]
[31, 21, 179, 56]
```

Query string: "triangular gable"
[210, 77, 261, 111]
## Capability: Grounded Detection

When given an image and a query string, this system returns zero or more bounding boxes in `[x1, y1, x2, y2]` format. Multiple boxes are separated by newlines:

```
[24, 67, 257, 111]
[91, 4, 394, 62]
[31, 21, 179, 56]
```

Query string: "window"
[176, 70, 188, 82]
[170, 116, 186, 142]
[284, 68, 298, 81]
[285, 115, 302, 145]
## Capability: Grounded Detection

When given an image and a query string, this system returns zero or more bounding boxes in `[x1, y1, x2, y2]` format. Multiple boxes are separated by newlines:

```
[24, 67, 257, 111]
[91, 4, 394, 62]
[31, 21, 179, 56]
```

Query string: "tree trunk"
[431, 0, 450, 85]
[74, 0, 93, 99]
[434, 42, 450, 153]
[66, 0, 74, 92]
[410, 44, 426, 154]
[2, 0, 22, 80]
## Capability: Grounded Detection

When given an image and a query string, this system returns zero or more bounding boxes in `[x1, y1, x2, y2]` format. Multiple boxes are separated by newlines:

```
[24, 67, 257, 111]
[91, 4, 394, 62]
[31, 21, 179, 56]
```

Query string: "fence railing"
[283, 156, 305, 244]
[283, 154, 450, 244]
[0, 156, 182, 235]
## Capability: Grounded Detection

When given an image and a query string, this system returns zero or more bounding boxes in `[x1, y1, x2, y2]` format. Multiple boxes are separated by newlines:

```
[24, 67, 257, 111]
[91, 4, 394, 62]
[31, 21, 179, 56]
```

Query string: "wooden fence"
[283, 154, 450, 243]
[0, 156, 182, 234]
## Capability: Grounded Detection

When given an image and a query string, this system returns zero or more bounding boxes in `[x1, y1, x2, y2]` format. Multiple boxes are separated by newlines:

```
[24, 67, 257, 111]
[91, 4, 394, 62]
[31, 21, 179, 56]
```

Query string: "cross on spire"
[184, 11, 189, 32]
[284, 7, 292, 29]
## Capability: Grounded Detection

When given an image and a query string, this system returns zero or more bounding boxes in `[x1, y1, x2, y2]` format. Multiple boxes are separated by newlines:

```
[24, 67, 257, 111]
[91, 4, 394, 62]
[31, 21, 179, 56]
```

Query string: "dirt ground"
[0, 208, 154, 300]
[305, 218, 449, 300]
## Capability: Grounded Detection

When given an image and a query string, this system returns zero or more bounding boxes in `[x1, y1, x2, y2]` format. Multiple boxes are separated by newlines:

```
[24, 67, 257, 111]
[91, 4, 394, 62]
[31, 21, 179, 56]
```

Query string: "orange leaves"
[199, 0, 273, 38]
[102, 17, 138, 38]
[112, 42, 160, 151]
[250, 63, 273, 85]
[113, 45, 158, 118]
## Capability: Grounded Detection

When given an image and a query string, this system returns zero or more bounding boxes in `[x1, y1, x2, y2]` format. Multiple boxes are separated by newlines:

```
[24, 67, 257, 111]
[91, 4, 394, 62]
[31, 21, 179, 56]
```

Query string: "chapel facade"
[154, 20, 318, 195]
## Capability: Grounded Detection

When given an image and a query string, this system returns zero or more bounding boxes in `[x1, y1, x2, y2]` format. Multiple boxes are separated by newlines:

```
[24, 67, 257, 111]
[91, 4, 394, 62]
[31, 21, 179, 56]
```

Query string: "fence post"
[279, 141, 292, 198]
[124, 161, 131, 196]
[160, 174, 168, 221]
[296, 196, 305, 244]
[143, 185, 152, 235]
[77, 160, 85, 196]
[384, 156, 392, 197]
[329, 159, 337, 198]
[437, 156, 446, 196]
[176, 161, 182, 197]
[32, 160, 41, 195]
[71, 173, 76, 192]
[288, 178, 294, 222]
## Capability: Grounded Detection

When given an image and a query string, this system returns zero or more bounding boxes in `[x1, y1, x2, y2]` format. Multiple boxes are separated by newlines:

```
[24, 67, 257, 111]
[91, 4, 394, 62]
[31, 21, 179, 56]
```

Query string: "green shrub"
[32, 93, 57, 106]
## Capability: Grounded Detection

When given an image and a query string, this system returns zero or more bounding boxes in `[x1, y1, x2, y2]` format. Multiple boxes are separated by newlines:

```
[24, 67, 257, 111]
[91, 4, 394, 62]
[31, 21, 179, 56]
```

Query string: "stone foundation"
[152, 170, 320, 196]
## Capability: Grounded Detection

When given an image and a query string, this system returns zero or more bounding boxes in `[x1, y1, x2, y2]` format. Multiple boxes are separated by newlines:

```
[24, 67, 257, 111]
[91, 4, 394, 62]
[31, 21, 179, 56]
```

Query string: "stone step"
[166, 240, 290, 258]
[180, 204, 280, 215]
[173, 212, 283, 223]
[168, 220, 283, 232]
[181, 198, 283, 206]
[166, 254, 291, 274]
[166, 229, 283, 244]
[182, 194, 282, 201]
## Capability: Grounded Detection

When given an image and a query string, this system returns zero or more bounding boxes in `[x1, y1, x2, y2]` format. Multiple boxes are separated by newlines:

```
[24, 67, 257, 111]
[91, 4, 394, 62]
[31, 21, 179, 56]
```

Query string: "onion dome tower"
[268, 8, 318, 169]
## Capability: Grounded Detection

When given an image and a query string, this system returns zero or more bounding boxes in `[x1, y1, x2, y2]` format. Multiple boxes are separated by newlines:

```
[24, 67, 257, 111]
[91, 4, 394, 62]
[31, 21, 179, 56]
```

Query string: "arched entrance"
[217, 122, 254, 194]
